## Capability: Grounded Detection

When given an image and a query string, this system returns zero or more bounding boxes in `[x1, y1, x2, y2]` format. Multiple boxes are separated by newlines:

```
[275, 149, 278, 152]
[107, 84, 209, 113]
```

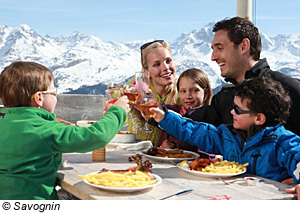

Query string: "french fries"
[78, 170, 157, 188]
[180, 159, 249, 174]
[198, 160, 249, 174]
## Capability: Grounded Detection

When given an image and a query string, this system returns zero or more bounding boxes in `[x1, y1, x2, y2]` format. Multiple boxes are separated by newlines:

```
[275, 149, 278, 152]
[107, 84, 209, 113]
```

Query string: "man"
[185, 17, 300, 136]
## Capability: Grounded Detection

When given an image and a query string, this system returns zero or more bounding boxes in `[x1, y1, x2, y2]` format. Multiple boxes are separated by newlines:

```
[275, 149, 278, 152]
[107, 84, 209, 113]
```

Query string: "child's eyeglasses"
[140, 40, 164, 51]
[41, 88, 57, 96]
[233, 104, 255, 115]
[31, 88, 58, 100]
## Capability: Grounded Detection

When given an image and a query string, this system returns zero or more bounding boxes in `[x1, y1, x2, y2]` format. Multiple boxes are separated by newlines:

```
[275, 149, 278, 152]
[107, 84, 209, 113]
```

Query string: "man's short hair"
[213, 17, 261, 61]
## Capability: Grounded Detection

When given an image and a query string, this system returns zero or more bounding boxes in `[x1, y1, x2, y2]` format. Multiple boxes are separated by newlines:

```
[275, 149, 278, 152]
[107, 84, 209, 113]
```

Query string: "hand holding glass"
[135, 71, 151, 99]
[136, 97, 158, 133]
[105, 87, 123, 104]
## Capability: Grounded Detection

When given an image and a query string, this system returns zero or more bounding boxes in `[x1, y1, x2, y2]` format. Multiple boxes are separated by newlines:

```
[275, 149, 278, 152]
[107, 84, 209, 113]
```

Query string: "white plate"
[141, 149, 199, 162]
[177, 162, 246, 178]
[111, 132, 136, 143]
[82, 171, 162, 193]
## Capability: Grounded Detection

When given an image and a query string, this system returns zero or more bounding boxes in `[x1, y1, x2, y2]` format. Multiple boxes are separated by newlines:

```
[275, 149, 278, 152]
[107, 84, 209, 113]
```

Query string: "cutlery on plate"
[159, 189, 193, 200]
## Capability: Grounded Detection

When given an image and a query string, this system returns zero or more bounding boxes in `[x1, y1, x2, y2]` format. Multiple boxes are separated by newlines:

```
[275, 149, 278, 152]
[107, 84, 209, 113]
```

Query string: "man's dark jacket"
[184, 58, 300, 136]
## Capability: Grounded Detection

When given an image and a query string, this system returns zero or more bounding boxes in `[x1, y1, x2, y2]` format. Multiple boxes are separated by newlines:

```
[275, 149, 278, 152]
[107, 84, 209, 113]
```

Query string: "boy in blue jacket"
[151, 76, 300, 199]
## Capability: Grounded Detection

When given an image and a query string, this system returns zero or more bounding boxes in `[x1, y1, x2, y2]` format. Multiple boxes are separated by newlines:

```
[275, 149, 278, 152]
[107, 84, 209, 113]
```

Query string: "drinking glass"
[123, 84, 138, 119]
[105, 87, 123, 104]
[136, 97, 158, 133]
[135, 71, 151, 99]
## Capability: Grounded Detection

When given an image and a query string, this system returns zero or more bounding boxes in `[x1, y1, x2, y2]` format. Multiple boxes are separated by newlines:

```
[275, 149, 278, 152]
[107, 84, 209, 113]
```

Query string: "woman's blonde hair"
[177, 68, 212, 105]
[0, 61, 54, 107]
[140, 41, 178, 105]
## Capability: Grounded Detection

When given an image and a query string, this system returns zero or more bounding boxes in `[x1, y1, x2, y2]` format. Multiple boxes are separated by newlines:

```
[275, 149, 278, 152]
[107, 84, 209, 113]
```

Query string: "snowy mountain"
[0, 23, 299, 95]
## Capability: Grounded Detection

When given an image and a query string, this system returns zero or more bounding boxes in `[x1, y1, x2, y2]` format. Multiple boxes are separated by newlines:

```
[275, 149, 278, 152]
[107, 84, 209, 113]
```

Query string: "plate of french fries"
[177, 159, 249, 178]
[78, 170, 162, 192]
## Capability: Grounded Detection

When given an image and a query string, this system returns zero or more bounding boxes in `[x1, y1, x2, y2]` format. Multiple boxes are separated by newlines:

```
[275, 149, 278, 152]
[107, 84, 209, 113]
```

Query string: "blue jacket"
[159, 111, 300, 184]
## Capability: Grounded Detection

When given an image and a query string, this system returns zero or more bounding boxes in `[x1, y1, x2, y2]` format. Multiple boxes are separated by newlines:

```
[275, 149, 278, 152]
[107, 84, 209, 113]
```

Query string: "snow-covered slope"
[0, 23, 299, 94]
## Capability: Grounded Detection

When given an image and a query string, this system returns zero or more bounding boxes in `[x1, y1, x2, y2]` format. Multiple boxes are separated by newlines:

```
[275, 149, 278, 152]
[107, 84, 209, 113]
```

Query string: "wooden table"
[57, 148, 296, 200]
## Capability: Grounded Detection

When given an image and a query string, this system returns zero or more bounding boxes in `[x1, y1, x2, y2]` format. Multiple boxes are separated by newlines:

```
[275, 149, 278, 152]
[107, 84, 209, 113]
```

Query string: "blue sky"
[1, 0, 300, 42]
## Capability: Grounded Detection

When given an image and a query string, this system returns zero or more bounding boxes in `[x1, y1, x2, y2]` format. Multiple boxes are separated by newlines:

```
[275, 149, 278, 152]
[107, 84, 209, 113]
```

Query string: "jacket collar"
[180, 105, 203, 115]
[224, 58, 271, 86]
[245, 123, 282, 147]
[149, 80, 178, 105]
[229, 123, 281, 150]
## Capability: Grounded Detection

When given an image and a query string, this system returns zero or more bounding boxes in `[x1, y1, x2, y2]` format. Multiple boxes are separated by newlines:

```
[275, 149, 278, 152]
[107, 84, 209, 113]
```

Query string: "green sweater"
[0, 106, 126, 200]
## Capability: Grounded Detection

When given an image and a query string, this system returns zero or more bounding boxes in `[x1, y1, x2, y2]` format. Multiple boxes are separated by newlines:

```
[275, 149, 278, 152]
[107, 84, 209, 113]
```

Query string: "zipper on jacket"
[251, 150, 261, 175]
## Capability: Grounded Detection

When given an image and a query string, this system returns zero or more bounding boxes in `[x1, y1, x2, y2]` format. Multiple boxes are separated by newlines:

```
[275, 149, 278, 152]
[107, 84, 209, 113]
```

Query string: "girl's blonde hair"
[177, 68, 212, 105]
[0, 61, 54, 107]
[141, 41, 178, 105]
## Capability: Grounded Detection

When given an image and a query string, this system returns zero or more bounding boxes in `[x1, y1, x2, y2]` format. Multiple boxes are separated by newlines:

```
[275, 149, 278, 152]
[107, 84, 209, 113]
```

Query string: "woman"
[128, 40, 180, 146]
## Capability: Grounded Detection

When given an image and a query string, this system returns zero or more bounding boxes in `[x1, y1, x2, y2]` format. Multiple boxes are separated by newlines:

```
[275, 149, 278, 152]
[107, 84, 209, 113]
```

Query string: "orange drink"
[124, 91, 138, 105]
[139, 100, 158, 119]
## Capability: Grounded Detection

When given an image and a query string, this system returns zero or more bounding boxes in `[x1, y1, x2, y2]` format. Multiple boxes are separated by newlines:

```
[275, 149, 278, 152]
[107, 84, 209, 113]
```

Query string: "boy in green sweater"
[0, 61, 130, 200]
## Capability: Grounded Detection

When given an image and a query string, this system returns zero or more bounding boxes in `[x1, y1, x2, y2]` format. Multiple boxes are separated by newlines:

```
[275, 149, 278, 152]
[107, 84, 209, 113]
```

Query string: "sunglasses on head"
[140, 40, 164, 51]
[233, 104, 255, 115]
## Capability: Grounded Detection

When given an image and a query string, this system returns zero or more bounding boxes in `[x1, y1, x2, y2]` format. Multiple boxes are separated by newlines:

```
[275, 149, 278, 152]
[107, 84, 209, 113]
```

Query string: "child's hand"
[282, 178, 295, 186]
[285, 184, 300, 200]
[159, 140, 175, 149]
[114, 96, 131, 114]
[149, 106, 165, 123]
[103, 101, 112, 115]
